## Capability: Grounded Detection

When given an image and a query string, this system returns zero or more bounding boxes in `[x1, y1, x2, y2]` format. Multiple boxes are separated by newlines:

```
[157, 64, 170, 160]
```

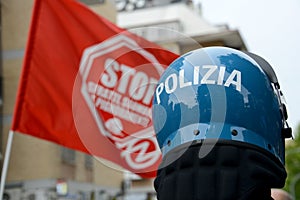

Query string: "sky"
[198, 0, 300, 130]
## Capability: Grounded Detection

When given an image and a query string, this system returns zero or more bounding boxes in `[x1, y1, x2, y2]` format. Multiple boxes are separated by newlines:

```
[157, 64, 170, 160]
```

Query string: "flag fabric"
[11, 0, 178, 178]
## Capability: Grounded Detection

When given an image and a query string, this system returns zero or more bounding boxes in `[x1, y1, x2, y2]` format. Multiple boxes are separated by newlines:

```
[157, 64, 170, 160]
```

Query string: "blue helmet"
[152, 46, 291, 165]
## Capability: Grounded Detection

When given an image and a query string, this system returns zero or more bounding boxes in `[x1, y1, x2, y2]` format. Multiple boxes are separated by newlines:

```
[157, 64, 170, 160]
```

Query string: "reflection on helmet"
[152, 46, 289, 165]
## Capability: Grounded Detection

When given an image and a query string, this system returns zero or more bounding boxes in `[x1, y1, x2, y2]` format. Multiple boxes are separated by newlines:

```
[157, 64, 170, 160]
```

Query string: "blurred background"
[1, 0, 299, 199]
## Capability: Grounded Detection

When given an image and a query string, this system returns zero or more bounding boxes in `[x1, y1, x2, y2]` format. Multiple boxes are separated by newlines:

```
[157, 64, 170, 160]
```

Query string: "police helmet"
[152, 46, 291, 165]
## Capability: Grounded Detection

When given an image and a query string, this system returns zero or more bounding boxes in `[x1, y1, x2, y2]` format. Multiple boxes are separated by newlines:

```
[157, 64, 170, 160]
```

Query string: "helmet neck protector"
[155, 140, 286, 200]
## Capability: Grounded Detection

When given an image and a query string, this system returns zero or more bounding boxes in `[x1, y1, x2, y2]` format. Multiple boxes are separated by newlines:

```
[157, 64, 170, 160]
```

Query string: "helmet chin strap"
[154, 140, 287, 200]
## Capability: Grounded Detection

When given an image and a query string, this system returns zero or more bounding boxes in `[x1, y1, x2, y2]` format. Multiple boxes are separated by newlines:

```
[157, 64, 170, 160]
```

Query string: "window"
[116, 0, 190, 12]
[79, 0, 105, 5]
[61, 147, 76, 165]
[128, 20, 182, 42]
[84, 154, 93, 170]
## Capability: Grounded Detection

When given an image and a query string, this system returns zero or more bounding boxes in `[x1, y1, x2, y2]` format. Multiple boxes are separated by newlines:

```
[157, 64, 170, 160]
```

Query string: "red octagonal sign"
[73, 35, 165, 176]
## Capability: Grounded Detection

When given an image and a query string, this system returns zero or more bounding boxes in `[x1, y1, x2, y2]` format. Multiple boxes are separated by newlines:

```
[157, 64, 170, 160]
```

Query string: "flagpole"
[0, 130, 14, 198]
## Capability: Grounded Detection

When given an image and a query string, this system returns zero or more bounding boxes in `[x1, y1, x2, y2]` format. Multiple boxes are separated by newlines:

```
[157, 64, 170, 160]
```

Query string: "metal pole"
[0, 130, 14, 199]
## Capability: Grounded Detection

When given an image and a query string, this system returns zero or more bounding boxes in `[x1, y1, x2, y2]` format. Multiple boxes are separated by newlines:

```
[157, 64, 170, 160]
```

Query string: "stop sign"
[74, 34, 165, 173]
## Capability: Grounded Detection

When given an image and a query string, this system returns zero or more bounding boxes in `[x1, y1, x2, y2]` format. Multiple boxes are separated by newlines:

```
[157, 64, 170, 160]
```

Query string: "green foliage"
[284, 124, 300, 199]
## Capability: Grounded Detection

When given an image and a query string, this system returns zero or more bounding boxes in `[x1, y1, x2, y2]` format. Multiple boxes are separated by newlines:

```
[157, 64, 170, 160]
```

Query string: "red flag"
[11, 0, 178, 178]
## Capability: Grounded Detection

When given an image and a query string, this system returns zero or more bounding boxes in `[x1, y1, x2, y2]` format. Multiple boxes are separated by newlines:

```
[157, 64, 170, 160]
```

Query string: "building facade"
[115, 1, 246, 197]
[1, 0, 246, 199]
[1, 0, 125, 199]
